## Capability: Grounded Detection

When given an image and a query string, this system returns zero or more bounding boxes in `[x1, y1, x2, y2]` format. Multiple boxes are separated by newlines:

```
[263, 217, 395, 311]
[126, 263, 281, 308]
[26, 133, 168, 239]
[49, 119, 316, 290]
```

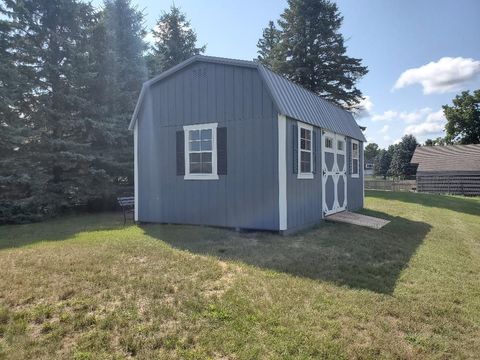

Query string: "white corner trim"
[278, 114, 287, 231]
[183, 122, 219, 180]
[133, 120, 139, 222]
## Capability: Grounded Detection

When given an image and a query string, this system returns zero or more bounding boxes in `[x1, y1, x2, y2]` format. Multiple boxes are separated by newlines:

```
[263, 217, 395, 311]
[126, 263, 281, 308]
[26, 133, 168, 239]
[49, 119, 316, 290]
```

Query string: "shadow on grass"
[0, 212, 126, 250]
[366, 190, 480, 217]
[142, 212, 431, 294]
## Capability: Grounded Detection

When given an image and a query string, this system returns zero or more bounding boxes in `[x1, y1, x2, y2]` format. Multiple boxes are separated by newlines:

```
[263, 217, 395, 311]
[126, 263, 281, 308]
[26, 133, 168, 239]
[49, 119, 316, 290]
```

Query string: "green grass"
[0, 191, 479, 359]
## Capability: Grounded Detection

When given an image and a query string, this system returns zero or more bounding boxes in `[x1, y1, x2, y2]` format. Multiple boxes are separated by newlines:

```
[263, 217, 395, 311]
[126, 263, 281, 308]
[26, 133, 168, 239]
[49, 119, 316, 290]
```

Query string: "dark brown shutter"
[293, 123, 298, 174]
[176, 130, 185, 176]
[217, 127, 227, 175]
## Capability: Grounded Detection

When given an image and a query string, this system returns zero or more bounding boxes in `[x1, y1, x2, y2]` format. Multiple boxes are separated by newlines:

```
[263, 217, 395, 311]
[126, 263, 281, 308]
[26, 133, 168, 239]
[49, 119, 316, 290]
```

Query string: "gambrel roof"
[129, 55, 366, 141]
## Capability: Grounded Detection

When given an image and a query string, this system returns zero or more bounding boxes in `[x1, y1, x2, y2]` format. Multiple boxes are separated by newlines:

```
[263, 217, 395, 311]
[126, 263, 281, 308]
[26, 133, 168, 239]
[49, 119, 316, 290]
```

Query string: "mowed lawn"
[0, 192, 479, 359]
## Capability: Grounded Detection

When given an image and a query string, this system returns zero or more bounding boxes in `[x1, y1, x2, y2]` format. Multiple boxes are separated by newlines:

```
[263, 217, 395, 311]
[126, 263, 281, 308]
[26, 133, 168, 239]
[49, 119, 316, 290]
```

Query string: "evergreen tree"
[257, 0, 368, 109]
[443, 90, 480, 144]
[146, 5, 205, 76]
[388, 135, 418, 178]
[373, 149, 391, 179]
[364, 143, 380, 162]
[103, 0, 147, 116]
[257, 21, 281, 66]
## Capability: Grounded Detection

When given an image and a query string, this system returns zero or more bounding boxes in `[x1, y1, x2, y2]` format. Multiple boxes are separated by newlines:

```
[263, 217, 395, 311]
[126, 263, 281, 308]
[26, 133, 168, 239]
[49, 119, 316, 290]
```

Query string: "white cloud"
[353, 95, 374, 118]
[371, 107, 432, 123]
[380, 125, 389, 134]
[393, 57, 480, 94]
[425, 109, 446, 123]
[399, 108, 432, 124]
[404, 122, 444, 136]
[404, 109, 446, 136]
[372, 110, 398, 122]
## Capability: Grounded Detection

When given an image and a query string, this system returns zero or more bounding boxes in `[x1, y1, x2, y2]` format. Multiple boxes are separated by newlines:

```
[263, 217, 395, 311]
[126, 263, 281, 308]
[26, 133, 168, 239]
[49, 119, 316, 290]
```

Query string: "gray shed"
[129, 55, 366, 233]
[411, 144, 480, 196]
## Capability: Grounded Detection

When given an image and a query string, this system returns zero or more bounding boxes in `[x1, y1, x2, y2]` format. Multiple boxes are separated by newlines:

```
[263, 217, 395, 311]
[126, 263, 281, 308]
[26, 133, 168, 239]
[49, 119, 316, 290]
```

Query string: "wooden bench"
[117, 197, 135, 225]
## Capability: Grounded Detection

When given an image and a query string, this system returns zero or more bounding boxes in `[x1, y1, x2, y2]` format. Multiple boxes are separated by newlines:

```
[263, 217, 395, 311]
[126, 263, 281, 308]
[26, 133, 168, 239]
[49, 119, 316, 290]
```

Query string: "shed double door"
[322, 130, 347, 216]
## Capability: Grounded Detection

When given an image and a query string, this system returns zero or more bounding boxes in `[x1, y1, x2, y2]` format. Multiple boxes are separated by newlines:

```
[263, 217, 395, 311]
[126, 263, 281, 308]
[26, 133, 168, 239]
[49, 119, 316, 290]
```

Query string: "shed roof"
[129, 55, 366, 141]
[411, 144, 480, 173]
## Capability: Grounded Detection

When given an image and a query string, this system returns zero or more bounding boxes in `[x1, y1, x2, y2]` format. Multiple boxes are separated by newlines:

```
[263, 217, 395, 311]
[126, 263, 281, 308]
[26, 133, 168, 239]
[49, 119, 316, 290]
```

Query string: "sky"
[94, 0, 480, 148]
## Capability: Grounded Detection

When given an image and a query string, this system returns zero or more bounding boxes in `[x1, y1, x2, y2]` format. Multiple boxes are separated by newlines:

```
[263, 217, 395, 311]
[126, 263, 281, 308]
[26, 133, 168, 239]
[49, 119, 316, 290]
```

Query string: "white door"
[322, 130, 347, 216]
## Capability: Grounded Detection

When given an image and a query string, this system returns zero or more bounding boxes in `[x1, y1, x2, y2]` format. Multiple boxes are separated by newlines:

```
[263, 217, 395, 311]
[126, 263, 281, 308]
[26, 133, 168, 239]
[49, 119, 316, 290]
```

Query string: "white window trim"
[183, 122, 219, 180]
[297, 122, 314, 179]
[351, 139, 359, 178]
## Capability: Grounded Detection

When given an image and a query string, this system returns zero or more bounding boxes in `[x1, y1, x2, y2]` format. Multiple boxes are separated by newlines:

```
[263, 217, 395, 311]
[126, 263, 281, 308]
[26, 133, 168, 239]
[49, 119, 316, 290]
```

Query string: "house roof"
[411, 144, 480, 173]
[129, 55, 366, 141]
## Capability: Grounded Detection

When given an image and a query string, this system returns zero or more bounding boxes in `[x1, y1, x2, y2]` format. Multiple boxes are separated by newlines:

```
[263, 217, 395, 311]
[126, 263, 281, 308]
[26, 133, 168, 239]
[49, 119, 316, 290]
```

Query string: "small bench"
[117, 197, 135, 225]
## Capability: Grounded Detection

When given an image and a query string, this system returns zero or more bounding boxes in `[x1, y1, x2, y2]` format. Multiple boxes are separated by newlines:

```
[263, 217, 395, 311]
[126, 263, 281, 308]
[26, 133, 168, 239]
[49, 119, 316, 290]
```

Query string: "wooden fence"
[365, 179, 416, 192]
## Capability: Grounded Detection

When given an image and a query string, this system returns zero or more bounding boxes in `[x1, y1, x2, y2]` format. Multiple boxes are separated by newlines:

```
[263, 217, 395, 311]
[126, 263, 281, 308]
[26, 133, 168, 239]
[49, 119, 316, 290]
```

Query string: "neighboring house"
[364, 159, 374, 176]
[129, 55, 366, 234]
[410, 144, 480, 196]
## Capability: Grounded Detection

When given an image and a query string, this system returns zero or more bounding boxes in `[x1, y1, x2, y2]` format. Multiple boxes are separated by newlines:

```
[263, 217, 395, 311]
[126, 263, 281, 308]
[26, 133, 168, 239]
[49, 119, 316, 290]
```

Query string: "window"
[298, 123, 313, 179]
[351, 140, 359, 178]
[325, 137, 333, 149]
[184, 123, 218, 180]
[337, 139, 344, 151]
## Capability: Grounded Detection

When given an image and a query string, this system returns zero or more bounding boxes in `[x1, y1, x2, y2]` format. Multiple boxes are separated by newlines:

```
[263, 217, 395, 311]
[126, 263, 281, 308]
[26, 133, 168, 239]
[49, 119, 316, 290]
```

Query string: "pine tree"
[146, 5, 205, 76]
[103, 0, 147, 117]
[388, 135, 418, 178]
[257, 0, 368, 109]
[257, 21, 281, 66]
[373, 150, 391, 179]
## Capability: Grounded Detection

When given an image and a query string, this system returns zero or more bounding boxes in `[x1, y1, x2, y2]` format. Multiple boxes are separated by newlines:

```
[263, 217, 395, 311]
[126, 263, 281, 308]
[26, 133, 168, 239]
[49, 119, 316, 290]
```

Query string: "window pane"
[300, 128, 306, 139]
[300, 139, 306, 150]
[201, 129, 212, 141]
[190, 163, 202, 173]
[301, 151, 310, 162]
[305, 139, 311, 151]
[325, 137, 333, 148]
[201, 152, 212, 162]
[190, 140, 200, 151]
[201, 140, 212, 151]
[201, 162, 212, 173]
[337, 140, 343, 151]
[301, 161, 310, 173]
[353, 159, 358, 174]
[305, 129, 311, 140]
[190, 130, 200, 141]
[189, 153, 201, 163]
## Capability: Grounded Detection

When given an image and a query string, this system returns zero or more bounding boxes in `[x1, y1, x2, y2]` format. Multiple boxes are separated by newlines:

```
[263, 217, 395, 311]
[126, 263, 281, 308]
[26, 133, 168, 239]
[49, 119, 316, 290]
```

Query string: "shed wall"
[137, 61, 280, 230]
[285, 117, 323, 230]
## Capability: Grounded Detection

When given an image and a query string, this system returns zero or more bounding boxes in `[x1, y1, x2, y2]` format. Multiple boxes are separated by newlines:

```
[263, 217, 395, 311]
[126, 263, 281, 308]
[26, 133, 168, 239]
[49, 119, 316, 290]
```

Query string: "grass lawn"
[0, 191, 479, 359]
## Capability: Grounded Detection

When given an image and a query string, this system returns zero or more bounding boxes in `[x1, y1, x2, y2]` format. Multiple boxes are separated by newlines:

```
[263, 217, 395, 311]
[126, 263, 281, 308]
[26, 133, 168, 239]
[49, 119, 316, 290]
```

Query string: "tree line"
[0, 0, 205, 223]
[364, 88, 480, 180]
[1, 0, 368, 223]
[364, 135, 418, 180]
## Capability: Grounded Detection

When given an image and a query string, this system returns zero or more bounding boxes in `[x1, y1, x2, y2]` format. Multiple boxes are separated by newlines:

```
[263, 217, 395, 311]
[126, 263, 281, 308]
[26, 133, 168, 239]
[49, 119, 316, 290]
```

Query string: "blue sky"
[97, 0, 480, 148]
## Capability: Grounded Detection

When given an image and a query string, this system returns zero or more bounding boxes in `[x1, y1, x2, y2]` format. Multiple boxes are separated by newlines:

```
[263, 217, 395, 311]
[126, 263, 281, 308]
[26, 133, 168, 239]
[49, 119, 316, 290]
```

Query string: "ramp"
[326, 211, 390, 229]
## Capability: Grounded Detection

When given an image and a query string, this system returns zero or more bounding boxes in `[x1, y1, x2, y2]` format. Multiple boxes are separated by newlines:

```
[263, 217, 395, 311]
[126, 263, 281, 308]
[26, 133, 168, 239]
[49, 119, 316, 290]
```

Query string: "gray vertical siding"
[346, 138, 364, 210]
[137, 61, 279, 230]
[286, 117, 323, 229]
